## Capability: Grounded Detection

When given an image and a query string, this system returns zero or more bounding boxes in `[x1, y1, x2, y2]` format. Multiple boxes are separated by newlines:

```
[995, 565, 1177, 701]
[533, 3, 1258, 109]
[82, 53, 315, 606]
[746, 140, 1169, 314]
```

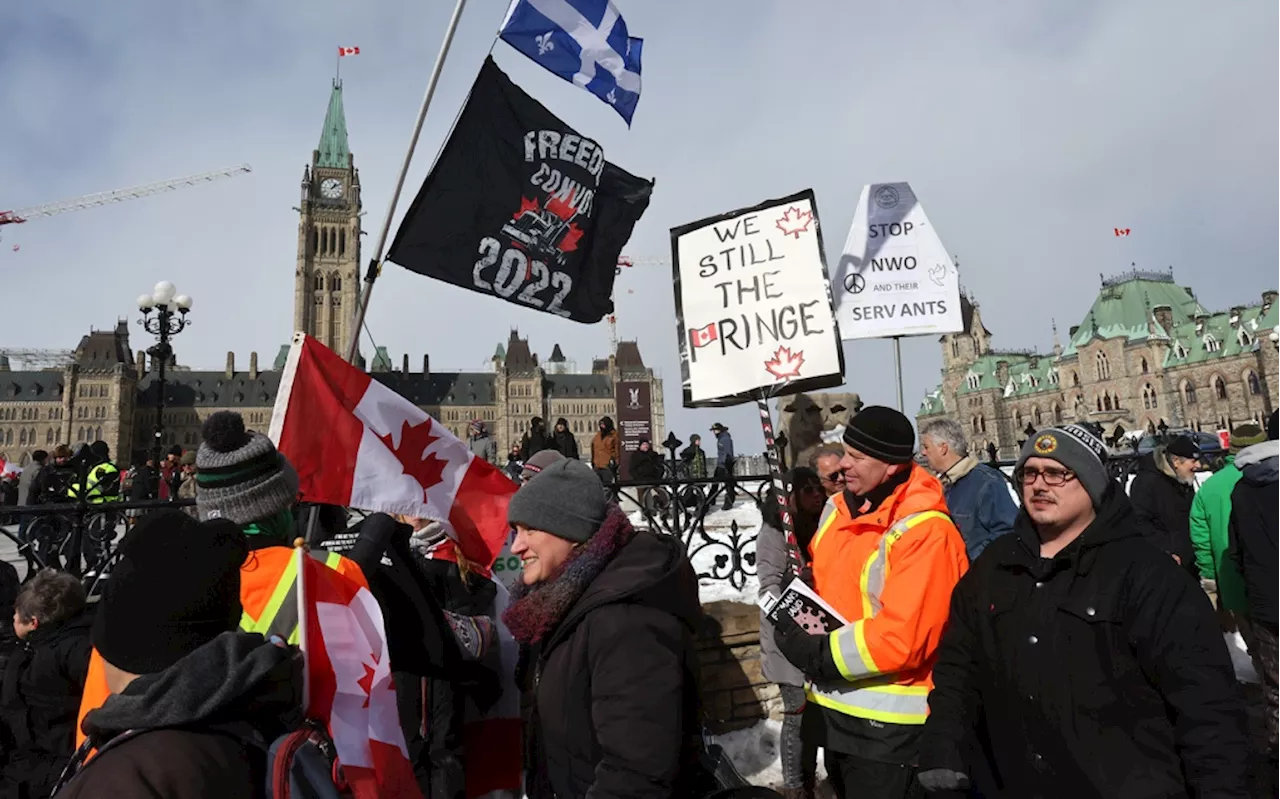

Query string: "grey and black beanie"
[195, 411, 299, 526]
[1015, 423, 1110, 507]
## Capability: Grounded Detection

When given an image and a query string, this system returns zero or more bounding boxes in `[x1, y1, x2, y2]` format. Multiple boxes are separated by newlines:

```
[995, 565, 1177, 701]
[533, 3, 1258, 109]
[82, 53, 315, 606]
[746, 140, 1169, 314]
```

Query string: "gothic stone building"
[0, 80, 663, 468]
[918, 270, 1279, 459]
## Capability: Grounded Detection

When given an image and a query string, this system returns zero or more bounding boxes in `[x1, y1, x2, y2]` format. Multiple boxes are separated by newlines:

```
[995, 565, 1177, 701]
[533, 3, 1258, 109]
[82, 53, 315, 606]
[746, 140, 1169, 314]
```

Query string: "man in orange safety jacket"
[76, 412, 366, 747]
[774, 406, 968, 798]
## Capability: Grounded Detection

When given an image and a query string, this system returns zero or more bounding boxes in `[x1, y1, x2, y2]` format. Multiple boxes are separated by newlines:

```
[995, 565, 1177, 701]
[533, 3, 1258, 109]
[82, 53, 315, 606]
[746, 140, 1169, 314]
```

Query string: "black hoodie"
[525, 528, 704, 799]
[56, 632, 301, 799]
[1129, 449, 1197, 575]
[551, 417, 580, 460]
[921, 484, 1249, 798]
[521, 417, 553, 461]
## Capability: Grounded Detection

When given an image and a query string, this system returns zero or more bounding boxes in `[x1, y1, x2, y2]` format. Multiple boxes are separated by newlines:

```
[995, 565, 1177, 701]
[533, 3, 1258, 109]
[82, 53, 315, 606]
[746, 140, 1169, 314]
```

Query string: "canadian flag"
[339, 46, 360, 56]
[689, 323, 718, 348]
[298, 548, 422, 799]
[1114, 227, 1131, 237]
[269, 334, 516, 573]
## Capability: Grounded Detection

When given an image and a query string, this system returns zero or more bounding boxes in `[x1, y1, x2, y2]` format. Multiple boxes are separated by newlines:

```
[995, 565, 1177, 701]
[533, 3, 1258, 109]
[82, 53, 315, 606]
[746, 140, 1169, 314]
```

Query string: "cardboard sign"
[671, 189, 846, 408]
[832, 182, 963, 339]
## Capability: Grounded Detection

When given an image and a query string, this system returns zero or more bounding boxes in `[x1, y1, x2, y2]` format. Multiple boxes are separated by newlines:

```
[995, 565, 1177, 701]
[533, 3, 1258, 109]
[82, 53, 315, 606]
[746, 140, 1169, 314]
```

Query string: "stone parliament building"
[0, 80, 664, 469]
[918, 270, 1279, 459]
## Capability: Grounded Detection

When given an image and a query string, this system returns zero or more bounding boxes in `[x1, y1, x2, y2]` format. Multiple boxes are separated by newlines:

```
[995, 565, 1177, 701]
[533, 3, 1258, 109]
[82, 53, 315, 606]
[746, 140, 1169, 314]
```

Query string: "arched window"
[1183, 382, 1197, 405]
[1034, 406, 1043, 425]
[45, 429, 54, 445]
[1141, 357, 1149, 374]
[1096, 396, 1103, 412]
[1014, 410, 1023, 429]
[331, 274, 342, 292]
[1112, 393, 1121, 410]
[1095, 351, 1110, 381]
[329, 228, 337, 254]
[1214, 376, 1227, 400]
[313, 274, 324, 291]
[76, 427, 84, 442]
[1103, 394, 1113, 411]
[1248, 371, 1262, 395]
[18, 429, 26, 446]
[311, 227, 319, 255]
[950, 338, 959, 358]
[339, 229, 346, 256]
[979, 417, 987, 433]
[966, 373, 980, 390]
[1072, 371, 1080, 387]
[971, 417, 979, 434]
[1238, 328, 1253, 348]
[1203, 335, 1220, 353]
[1053, 404, 1063, 423]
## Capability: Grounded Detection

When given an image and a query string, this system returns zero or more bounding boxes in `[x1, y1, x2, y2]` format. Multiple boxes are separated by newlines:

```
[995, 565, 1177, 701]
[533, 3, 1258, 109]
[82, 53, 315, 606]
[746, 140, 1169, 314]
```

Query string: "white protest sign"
[671, 189, 845, 407]
[832, 182, 962, 339]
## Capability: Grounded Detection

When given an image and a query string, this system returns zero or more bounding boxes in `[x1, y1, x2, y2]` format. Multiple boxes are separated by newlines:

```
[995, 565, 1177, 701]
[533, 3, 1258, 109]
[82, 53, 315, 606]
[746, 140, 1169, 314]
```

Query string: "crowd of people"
[0, 401, 1273, 798]
[756, 408, 1277, 798]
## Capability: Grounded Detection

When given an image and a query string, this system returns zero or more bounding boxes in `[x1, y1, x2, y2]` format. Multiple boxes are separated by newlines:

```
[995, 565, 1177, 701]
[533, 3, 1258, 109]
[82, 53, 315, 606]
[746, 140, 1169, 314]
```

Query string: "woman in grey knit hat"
[501, 459, 708, 798]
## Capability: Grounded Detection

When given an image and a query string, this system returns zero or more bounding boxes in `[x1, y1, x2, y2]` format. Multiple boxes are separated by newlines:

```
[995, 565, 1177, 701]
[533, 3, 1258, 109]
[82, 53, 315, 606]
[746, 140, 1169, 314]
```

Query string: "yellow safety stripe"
[827, 510, 954, 683]
[239, 554, 300, 636]
[805, 682, 930, 725]
[810, 499, 841, 553]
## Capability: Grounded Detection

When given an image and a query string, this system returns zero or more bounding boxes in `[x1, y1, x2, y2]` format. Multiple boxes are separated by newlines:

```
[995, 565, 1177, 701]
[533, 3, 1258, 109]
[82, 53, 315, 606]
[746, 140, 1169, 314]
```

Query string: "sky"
[3, 1, 1277, 452]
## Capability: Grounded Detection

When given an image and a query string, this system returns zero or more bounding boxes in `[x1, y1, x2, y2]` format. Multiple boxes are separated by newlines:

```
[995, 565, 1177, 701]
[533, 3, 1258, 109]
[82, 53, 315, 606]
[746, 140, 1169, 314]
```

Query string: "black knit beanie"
[842, 406, 915, 464]
[94, 509, 247, 675]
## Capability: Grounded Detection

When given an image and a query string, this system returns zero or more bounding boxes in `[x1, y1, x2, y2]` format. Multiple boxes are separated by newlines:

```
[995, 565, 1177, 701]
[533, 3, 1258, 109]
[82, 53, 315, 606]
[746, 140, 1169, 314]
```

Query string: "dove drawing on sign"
[929, 263, 947, 287]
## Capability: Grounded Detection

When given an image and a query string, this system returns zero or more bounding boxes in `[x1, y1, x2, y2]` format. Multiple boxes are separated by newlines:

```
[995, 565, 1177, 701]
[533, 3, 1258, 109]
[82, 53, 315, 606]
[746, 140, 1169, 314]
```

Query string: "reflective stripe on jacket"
[806, 464, 968, 725]
[68, 463, 121, 504]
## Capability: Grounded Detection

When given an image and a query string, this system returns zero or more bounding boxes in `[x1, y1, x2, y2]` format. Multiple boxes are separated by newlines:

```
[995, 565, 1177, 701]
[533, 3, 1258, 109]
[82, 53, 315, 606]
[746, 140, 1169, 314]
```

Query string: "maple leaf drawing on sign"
[379, 418, 448, 500]
[775, 206, 814, 238]
[764, 346, 805, 379]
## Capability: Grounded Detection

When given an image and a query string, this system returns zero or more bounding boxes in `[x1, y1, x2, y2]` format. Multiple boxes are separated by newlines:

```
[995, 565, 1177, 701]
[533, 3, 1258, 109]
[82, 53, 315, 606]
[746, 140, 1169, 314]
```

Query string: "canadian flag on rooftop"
[269, 333, 516, 572]
[1114, 227, 1131, 237]
[339, 46, 360, 56]
[297, 548, 422, 799]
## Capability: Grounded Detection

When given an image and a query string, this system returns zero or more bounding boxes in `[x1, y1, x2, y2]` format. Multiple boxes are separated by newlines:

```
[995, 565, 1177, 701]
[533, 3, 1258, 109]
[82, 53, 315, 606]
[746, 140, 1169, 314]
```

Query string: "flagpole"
[344, 0, 470, 364]
[294, 542, 310, 712]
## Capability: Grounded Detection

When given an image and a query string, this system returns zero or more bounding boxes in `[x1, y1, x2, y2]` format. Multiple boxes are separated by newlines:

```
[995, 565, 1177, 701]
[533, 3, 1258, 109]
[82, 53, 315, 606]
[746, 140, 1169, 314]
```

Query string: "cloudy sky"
[3, 1, 1276, 450]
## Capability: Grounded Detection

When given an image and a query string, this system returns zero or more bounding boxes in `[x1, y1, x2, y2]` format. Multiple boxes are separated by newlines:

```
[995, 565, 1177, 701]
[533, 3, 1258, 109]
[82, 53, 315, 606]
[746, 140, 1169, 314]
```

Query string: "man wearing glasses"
[919, 423, 1249, 797]
[809, 443, 846, 497]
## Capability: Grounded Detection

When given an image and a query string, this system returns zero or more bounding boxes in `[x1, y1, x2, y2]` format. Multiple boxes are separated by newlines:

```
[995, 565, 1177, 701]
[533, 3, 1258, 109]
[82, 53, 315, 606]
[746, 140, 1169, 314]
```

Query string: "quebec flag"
[499, 0, 643, 126]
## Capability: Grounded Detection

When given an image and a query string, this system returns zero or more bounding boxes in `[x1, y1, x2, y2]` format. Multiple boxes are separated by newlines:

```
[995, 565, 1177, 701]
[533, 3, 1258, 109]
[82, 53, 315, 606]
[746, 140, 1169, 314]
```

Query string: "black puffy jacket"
[525, 529, 704, 799]
[921, 485, 1250, 798]
[1129, 450, 1197, 575]
[0, 611, 92, 797]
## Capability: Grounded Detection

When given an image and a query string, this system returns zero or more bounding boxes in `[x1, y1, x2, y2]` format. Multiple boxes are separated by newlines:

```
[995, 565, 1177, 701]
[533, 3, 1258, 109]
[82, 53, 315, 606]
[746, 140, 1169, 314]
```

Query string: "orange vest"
[805, 464, 968, 725]
[76, 546, 367, 747]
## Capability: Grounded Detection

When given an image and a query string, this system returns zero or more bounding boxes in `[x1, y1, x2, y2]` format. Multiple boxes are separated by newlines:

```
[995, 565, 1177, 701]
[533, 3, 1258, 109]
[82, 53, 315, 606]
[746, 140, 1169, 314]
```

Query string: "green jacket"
[1189, 457, 1248, 613]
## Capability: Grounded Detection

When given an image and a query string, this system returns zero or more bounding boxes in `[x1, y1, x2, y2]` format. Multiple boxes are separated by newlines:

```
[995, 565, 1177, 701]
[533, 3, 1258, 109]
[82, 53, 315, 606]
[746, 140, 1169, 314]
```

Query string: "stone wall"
[697, 600, 782, 733]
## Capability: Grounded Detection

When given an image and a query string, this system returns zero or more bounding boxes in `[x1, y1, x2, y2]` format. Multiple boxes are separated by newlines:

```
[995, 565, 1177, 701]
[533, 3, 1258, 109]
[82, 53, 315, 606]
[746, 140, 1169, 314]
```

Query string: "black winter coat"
[0, 612, 92, 798]
[552, 419, 580, 460]
[921, 485, 1250, 798]
[628, 448, 666, 481]
[1229, 447, 1278, 626]
[527, 531, 704, 799]
[1129, 451, 1197, 576]
[520, 429, 554, 461]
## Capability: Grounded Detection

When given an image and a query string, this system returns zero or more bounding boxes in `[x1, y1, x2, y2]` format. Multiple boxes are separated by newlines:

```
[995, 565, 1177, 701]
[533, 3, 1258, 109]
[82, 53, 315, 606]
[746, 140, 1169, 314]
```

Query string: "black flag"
[388, 57, 654, 323]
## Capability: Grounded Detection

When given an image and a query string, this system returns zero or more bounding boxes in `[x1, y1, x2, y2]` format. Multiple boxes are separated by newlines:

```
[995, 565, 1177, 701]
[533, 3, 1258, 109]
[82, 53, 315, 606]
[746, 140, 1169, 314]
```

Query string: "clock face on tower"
[320, 178, 344, 199]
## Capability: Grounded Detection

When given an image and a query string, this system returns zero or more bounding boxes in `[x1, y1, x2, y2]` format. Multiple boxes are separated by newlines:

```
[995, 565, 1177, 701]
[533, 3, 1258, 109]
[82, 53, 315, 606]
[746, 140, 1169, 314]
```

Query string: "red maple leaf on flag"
[513, 196, 540, 220]
[775, 207, 814, 238]
[764, 346, 805, 379]
[560, 223, 584, 253]
[357, 660, 377, 709]
[379, 419, 448, 499]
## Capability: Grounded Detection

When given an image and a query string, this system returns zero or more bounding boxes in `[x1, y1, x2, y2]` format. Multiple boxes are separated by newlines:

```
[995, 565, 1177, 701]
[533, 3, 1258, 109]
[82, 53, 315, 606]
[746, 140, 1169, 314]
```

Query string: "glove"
[1200, 578, 1218, 595]
[773, 609, 840, 681]
[917, 769, 970, 792]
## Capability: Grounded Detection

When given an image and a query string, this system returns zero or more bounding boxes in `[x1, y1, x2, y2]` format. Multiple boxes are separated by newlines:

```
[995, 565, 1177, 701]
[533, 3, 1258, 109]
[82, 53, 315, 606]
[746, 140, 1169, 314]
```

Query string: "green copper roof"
[317, 80, 351, 169]
[273, 344, 291, 371]
[371, 346, 392, 372]
[1004, 357, 1060, 398]
[956, 353, 1036, 395]
[1061, 273, 1204, 357]
[493, 343, 506, 360]
[919, 386, 945, 416]
[1162, 303, 1272, 368]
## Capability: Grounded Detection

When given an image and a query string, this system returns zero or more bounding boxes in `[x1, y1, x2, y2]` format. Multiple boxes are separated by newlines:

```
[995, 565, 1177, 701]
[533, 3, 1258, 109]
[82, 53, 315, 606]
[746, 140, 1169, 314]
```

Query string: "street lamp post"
[137, 281, 192, 468]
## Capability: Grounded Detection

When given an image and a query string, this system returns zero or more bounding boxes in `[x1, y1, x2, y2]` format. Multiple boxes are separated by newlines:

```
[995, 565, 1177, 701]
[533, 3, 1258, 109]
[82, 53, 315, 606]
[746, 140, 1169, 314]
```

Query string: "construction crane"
[0, 348, 76, 370]
[610, 255, 671, 353]
[0, 164, 252, 227]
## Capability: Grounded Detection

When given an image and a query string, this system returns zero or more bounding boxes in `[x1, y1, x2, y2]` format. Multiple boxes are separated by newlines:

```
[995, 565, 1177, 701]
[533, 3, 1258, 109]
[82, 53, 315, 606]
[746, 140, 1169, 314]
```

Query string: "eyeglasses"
[1014, 467, 1078, 487]
[821, 470, 844, 484]
[798, 484, 825, 495]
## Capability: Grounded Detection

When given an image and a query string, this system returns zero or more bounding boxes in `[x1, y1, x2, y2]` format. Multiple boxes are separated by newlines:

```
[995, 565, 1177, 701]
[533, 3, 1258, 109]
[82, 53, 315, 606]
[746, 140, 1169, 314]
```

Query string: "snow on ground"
[712, 718, 828, 789]
[1227, 631, 1260, 683]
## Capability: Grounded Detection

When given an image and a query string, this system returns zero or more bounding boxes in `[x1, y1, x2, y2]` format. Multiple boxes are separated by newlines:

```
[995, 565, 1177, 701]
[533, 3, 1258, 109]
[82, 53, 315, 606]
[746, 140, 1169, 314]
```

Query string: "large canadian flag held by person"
[269, 333, 517, 570]
[299, 548, 422, 799]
